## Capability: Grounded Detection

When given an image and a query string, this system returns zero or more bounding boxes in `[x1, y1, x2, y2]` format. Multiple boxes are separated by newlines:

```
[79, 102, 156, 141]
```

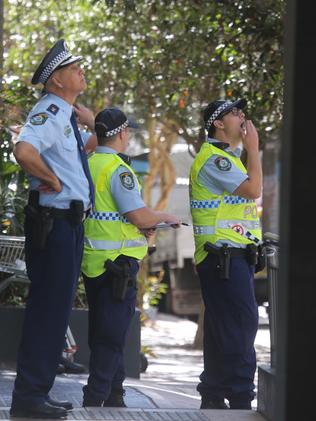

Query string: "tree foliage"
[1, 0, 284, 310]
[4, 0, 284, 145]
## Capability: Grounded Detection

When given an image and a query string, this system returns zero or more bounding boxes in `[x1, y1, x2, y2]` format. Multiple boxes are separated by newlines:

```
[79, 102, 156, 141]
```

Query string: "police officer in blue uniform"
[10, 40, 95, 419]
[189, 99, 263, 410]
[81, 108, 181, 407]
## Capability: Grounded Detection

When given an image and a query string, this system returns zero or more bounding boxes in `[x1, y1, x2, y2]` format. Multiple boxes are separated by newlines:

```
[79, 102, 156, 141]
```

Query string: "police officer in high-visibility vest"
[81, 107, 181, 407]
[189, 99, 263, 410]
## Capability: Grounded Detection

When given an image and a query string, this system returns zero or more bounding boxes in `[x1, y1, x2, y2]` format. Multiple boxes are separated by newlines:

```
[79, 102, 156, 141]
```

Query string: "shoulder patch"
[47, 104, 59, 115]
[119, 171, 135, 190]
[214, 156, 232, 171]
[29, 112, 49, 126]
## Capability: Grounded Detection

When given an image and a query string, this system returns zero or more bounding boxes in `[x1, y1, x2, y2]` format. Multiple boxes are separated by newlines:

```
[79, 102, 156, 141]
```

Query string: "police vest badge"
[29, 113, 49, 125]
[214, 156, 232, 171]
[119, 172, 135, 190]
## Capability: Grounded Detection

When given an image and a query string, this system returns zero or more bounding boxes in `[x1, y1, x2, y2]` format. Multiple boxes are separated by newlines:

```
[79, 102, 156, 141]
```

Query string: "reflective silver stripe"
[84, 237, 147, 250]
[190, 200, 220, 209]
[193, 226, 215, 235]
[217, 220, 261, 230]
[88, 211, 129, 223]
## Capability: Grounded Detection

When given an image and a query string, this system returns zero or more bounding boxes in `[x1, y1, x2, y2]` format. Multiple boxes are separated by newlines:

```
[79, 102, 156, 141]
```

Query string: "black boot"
[82, 384, 103, 407]
[47, 398, 73, 410]
[229, 393, 252, 410]
[82, 398, 103, 407]
[229, 400, 252, 410]
[103, 389, 126, 408]
[10, 402, 68, 419]
[200, 397, 229, 409]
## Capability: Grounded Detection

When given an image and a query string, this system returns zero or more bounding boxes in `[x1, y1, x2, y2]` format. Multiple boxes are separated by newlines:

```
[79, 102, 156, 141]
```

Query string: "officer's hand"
[38, 178, 62, 193]
[164, 215, 181, 229]
[140, 228, 156, 238]
[241, 120, 259, 152]
[73, 104, 95, 132]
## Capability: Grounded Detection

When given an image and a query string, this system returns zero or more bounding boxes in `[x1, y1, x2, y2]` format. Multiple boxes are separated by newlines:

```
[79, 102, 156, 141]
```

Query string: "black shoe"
[200, 398, 229, 409]
[229, 401, 252, 410]
[60, 357, 86, 374]
[82, 399, 103, 407]
[10, 402, 67, 419]
[47, 398, 73, 410]
[103, 389, 126, 408]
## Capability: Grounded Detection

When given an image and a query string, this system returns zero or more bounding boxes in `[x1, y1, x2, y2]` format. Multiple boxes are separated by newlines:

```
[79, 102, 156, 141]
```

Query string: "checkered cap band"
[205, 101, 233, 130]
[102, 120, 129, 137]
[39, 51, 71, 84]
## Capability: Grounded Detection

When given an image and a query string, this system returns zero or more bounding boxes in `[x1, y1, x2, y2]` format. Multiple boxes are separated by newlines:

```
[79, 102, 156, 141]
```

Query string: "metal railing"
[264, 232, 279, 368]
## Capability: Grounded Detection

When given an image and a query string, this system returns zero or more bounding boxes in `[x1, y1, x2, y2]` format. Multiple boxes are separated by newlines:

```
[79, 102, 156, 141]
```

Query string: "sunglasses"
[221, 107, 243, 118]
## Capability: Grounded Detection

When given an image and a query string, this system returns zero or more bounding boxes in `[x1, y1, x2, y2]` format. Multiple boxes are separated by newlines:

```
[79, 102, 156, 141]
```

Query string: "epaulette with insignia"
[213, 142, 229, 150]
[29, 112, 49, 126]
[118, 153, 131, 166]
[47, 104, 59, 115]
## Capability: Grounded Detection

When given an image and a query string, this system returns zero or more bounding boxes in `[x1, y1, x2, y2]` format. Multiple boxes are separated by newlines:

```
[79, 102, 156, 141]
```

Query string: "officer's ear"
[49, 74, 64, 89]
[213, 119, 224, 130]
[119, 127, 128, 139]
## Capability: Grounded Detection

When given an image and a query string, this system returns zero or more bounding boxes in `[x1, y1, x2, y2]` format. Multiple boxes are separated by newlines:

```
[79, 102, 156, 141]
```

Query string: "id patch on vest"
[64, 125, 72, 137]
[214, 156, 232, 171]
[29, 113, 49, 126]
[119, 172, 135, 190]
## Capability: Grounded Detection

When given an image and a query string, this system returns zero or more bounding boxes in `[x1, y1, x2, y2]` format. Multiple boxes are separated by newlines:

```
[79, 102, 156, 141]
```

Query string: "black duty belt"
[38, 205, 90, 221]
[204, 244, 249, 258]
[204, 241, 261, 280]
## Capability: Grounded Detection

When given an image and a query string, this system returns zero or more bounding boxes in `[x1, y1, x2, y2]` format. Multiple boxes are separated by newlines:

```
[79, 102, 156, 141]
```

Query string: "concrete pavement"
[0, 309, 270, 420]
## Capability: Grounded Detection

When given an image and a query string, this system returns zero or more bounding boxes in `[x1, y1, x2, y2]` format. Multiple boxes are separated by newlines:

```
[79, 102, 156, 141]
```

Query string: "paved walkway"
[0, 310, 270, 420]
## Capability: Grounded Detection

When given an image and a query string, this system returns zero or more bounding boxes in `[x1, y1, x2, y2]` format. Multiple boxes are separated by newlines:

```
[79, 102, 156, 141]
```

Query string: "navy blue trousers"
[196, 253, 258, 405]
[82, 257, 138, 402]
[11, 217, 83, 407]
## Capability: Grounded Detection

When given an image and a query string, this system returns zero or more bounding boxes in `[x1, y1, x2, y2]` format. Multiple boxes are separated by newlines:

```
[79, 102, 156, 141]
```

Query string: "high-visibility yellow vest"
[189, 142, 262, 265]
[81, 152, 148, 278]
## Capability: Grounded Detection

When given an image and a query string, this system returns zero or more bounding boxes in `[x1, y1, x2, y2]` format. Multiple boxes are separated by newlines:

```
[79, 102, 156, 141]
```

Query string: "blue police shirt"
[95, 146, 145, 214]
[199, 138, 249, 248]
[17, 93, 90, 210]
[198, 139, 248, 195]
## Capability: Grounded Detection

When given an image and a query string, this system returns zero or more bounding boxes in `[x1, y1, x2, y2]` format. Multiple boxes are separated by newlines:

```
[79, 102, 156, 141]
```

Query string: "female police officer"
[10, 40, 95, 419]
[189, 99, 262, 410]
[81, 107, 180, 407]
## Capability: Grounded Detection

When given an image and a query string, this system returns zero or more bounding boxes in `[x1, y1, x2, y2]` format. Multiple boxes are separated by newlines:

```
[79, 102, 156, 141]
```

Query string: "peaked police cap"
[95, 108, 138, 138]
[31, 39, 82, 85]
[204, 99, 247, 130]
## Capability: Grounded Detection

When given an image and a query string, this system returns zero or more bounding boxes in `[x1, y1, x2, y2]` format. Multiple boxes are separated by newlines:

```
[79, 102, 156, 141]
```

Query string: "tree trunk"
[138, 115, 177, 311]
